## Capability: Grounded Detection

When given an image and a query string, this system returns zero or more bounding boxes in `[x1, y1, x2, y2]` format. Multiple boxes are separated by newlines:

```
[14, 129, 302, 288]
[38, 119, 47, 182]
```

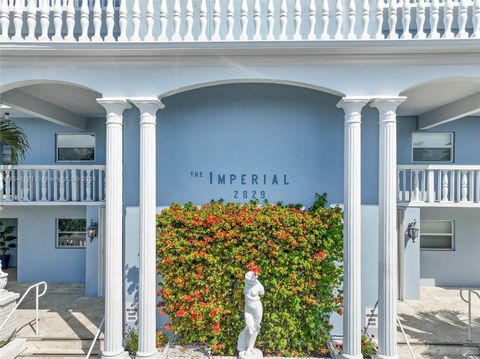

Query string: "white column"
[130, 98, 164, 359]
[370, 97, 406, 359]
[97, 98, 131, 359]
[337, 97, 370, 359]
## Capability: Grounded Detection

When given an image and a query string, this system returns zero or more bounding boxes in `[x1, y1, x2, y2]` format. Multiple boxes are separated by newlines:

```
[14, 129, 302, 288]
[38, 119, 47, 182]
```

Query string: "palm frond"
[0, 119, 30, 164]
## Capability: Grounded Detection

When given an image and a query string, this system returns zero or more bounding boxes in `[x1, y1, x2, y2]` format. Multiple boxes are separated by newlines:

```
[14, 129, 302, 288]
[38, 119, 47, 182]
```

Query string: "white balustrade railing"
[397, 165, 480, 207]
[0, 0, 478, 43]
[0, 165, 106, 203]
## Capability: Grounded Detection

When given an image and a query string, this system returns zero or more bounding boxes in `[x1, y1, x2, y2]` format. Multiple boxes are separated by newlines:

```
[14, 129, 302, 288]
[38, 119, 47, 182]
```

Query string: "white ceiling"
[398, 78, 480, 116]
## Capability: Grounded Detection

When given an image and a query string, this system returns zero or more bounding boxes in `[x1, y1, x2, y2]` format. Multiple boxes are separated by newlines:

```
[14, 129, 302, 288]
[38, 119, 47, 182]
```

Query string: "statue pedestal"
[0, 290, 20, 342]
[238, 348, 263, 359]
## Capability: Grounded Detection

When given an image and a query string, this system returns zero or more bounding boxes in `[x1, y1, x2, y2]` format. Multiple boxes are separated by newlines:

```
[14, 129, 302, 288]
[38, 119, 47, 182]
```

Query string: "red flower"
[176, 309, 185, 317]
[248, 261, 261, 276]
[314, 251, 327, 261]
[209, 308, 217, 317]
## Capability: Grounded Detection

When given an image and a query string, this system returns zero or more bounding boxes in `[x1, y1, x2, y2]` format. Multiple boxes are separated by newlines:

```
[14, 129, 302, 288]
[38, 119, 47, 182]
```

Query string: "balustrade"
[397, 165, 480, 207]
[0, 165, 106, 203]
[0, 0, 478, 43]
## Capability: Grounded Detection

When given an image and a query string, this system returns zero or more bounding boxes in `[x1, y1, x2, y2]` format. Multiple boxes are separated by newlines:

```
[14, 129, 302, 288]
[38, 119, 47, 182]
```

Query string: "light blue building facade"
[1, 1, 480, 358]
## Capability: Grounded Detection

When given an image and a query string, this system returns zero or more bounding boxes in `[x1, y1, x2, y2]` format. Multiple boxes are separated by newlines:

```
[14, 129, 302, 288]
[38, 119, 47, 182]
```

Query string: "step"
[17, 337, 104, 357]
[398, 341, 480, 357]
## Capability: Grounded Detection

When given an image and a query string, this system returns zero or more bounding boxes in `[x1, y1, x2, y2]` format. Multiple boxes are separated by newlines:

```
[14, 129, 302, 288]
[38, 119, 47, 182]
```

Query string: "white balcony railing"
[397, 165, 480, 207]
[0, 0, 479, 43]
[0, 165, 105, 204]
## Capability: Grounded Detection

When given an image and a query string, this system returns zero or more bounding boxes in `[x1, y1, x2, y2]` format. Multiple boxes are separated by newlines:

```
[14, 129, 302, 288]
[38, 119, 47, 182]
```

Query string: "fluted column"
[97, 98, 131, 359]
[130, 98, 164, 359]
[337, 97, 370, 359]
[370, 97, 406, 359]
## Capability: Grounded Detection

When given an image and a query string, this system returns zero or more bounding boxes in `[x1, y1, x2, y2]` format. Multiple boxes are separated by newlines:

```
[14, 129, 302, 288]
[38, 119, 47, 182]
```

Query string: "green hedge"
[156, 197, 343, 356]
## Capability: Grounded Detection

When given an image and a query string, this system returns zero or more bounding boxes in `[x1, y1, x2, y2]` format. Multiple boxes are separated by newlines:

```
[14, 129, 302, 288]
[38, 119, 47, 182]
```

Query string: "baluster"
[51, 0, 63, 41]
[40, 170, 47, 200]
[92, 169, 96, 200]
[279, 0, 287, 40]
[427, 169, 435, 203]
[0, 0, 10, 41]
[131, 0, 141, 41]
[375, 0, 384, 39]
[401, 0, 411, 39]
[469, 171, 474, 202]
[172, 0, 181, 41]
[144, 0, 155, 41]
[413, 170, 420, 201]
[12, 0, 24, 41]
[457, 0, 468, 38]
[184, 0, 194, 41]
[239, 0, 249, 40]
[448, 170, 454, 202]
[71, 169, 78, 201]
[293, 0, 302, 40]
[34, 170, 39, 201]
[441, 171, 449, 201]
[17, 170, 23, 200]
[159, 0, 169, 41]
[308, 0, 317, 40]
[118, 0, 128, 41]
[198, 0, 207, 41]
[86, 169, 92, 200]
[27, 170, 32, 201]
[105, 0, 115, 41]
[225, 0, 235, 40]
[387, 0, 398, 39]
[320, 0, 329, 39]
[53, 170, 58, 201]
[39, 0, 51, 41]
[266, 0, 275, 40]
[79, 0, 90, 42]
[253, 0, 261, 40]
[429, 0, 440, 38]
[456, 170, 461, 202]
[80, 169, 85, 200]
[59, 169, 65, 200]
[461, 171, 468, 202]
[473, 0, 480, 38]
[334, 0, 343, 39]
[25, 0, 37, 41]
[360, 0, 369, 39]
[5, 170, 11, 200]
[414, 0, 425, 38]
[347, 0, 356, 39]
[92, 0, 102, 42]
[442, 0, 453, 38]
[212, 0, 221, 41]
[64, 0, 75, 41]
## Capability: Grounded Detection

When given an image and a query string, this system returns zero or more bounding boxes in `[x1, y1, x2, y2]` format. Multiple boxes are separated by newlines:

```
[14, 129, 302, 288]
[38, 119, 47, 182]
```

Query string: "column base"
[341, 354, 363, 359]
[136, 350, 160, 359]
[101, 350, 130, 359]
[374, 355, 399, 359]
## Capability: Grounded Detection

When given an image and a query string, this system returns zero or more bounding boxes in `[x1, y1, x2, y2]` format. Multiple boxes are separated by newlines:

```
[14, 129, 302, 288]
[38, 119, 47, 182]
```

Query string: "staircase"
[18, 336, 104, 358]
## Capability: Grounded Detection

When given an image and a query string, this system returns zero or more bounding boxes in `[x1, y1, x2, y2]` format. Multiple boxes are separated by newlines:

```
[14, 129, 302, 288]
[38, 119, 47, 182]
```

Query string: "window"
[56, 134, 95, 162]
[57, 219, 87, 248]
[412, 132, 453, 162]
[420, 220, 454, 250]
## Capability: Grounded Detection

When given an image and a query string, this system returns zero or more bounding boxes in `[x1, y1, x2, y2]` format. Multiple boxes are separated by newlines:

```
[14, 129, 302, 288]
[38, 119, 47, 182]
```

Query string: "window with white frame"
[56, 133, 95, 162]
[57, 219, 87, 248]
[420, 220, 454, 250]
[412, 132, 453, 162]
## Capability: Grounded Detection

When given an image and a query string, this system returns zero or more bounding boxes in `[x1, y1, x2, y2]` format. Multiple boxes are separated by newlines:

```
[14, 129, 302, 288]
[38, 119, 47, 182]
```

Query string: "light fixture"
[87, 220, 98, 241]
[407, 220, 420, 242]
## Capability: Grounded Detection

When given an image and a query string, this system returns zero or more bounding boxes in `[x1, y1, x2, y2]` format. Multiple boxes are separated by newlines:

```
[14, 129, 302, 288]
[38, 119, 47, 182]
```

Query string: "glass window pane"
[413, 148, 452, 162]
[58, 219, 86, 232]
[57, 147, 94, 161]
[58, 232, 86, 247]
[420, 220, 452, 234]
[420, 235, 452, 249]
[56, 134, 95, 161]
[57, 134, 95, 148]
[413, 133, 452, 147]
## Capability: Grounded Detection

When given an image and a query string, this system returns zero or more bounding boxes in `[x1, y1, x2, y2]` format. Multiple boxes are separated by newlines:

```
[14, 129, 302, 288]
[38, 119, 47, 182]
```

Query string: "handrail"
[459, 288, 480, 342]
[85, 316, 104, 359]
[0, 281, 47, 336]
[397, 165, 480, 171]
[0, 165, 106, 170]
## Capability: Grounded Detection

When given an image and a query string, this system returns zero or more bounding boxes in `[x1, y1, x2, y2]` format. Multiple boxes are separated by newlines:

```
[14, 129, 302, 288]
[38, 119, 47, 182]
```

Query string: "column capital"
[130, 98, 165, 126]
[337, 97, 371, 125]
[370, 96, 407, 113]
[97, 98, 132, 125]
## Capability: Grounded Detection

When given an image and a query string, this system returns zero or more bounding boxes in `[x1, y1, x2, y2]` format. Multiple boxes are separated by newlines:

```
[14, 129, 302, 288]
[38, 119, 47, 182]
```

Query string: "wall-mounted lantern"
[87, 220, 98, 242]
[407, 220, 420, 243]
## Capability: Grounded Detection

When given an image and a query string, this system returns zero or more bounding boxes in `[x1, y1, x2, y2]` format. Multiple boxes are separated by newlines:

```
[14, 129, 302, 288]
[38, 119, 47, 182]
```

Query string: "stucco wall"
[420, 208, 480, 287]
[0, 206, 87, 283]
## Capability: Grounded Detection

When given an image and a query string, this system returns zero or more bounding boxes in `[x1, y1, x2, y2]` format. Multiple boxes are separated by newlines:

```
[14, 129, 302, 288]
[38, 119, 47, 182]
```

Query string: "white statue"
[237, 271, 265, 359]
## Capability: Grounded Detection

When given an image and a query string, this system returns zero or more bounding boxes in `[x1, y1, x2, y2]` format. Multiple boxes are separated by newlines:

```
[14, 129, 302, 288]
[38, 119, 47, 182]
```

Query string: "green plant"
[361, 333, 378, 358]
[124, 328, 138, 355]
[0, 119, 30, 165]
[0, 222, 17, 256]
[156, 197, 343, 356]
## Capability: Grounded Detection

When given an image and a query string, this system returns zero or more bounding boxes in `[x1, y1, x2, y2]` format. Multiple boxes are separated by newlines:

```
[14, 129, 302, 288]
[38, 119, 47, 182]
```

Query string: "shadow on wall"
[397, 310, 480, 344]
[125, 264, 139, 326]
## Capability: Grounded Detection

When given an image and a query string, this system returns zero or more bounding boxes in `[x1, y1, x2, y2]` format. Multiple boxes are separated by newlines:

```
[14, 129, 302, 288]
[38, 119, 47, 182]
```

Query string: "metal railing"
[460, 288, 480, 342]
[0, 281, 48, 336]
[85, 316, 104, 359]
